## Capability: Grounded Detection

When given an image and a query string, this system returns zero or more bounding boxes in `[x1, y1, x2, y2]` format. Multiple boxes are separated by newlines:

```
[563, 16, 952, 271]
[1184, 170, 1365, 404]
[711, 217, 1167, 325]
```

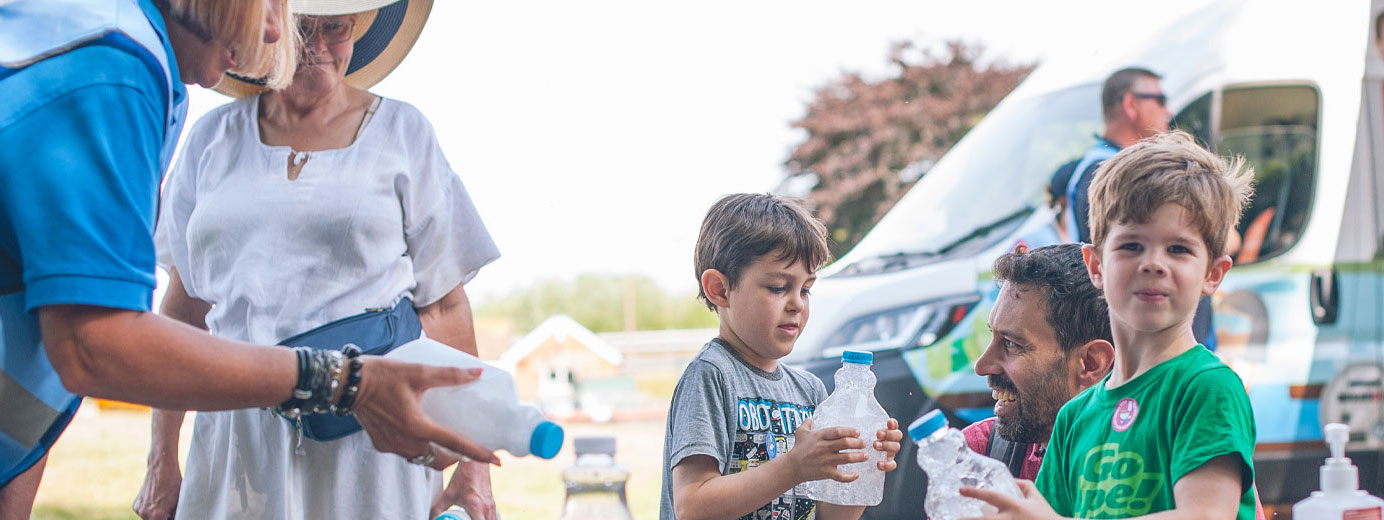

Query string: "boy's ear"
[1202, 254, 1233, 296]
[1082, 243, 1105, 290]
[700, 269, 732, 308]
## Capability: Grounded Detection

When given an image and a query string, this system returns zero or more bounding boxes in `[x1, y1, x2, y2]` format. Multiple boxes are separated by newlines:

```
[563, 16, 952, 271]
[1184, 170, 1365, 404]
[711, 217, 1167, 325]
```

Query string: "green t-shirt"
[1035, 345, 1256, 518]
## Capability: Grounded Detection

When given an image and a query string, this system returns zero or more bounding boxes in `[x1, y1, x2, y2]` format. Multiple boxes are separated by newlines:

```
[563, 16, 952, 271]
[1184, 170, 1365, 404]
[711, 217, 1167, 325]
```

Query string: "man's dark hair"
[1376, 11, 1384, 42]
[694, 193, 830, 311]
[1101, 67, 1161, 120]
[992, 243, 1112, 352]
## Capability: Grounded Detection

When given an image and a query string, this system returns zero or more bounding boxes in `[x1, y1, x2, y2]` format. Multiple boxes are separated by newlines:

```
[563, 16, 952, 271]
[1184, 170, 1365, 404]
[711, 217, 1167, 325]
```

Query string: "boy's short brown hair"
[1088, 131, 1254, 259]
[694, 193, 830, 311]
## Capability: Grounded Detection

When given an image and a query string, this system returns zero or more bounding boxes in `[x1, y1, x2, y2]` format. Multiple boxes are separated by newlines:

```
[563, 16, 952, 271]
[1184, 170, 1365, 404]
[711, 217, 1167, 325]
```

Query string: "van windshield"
[832, 83, 1102, 273]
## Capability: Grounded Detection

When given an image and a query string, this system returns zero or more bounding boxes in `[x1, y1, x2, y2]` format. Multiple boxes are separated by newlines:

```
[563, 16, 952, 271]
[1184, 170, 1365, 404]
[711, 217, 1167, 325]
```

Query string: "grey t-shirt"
[659, 338, 829, 520]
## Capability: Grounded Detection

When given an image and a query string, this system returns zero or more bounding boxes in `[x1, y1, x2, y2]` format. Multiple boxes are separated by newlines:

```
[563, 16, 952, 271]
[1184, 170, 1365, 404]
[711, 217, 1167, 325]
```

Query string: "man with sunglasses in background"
[1050, 67, 1169, 245]
[1045, 67, 1219, 348]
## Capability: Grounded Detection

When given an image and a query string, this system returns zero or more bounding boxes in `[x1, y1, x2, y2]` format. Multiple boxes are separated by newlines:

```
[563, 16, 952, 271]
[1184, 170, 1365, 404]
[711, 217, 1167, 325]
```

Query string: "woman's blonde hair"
[162, 0, 297, 89]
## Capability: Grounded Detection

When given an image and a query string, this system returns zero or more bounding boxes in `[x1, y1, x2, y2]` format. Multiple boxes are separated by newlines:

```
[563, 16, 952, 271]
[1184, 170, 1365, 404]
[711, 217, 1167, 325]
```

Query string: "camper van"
[785, 1, 1384, 516]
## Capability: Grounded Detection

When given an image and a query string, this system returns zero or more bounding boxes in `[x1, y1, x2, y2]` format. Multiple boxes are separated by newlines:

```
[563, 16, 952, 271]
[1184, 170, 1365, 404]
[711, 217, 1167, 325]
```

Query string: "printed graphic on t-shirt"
[729, 396, 816, 520]
[1073, 443, 1164, 516]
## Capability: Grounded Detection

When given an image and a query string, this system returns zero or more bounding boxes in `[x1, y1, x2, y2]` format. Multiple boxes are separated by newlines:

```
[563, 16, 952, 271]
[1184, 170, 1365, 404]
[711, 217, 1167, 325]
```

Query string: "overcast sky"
[177, 0, 1208, 304]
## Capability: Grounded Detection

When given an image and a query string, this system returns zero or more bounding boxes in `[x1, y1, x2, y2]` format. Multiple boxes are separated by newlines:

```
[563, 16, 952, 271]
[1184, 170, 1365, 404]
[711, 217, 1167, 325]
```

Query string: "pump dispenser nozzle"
[1321, 423, 1358, 493]
[1295, 423, 1384, 516]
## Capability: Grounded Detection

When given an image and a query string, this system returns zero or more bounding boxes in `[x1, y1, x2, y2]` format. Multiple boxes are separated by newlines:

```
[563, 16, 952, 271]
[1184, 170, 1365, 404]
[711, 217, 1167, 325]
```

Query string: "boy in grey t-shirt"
[660, 194, 904, 520]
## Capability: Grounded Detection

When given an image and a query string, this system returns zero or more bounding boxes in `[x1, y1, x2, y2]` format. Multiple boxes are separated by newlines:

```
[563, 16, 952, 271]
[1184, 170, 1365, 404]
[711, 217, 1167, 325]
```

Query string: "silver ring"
[408, 446, 436, 466]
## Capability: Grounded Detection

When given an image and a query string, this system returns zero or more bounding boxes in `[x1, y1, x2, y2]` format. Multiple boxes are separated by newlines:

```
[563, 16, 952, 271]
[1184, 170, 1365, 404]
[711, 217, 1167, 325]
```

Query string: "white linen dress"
[156, 95, 499, 520]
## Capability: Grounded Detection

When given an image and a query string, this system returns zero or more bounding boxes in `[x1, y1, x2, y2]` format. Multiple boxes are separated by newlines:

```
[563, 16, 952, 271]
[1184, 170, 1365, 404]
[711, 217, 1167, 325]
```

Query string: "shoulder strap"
[986, 429, 1031, 479]
[1064, 140, 1120, 241]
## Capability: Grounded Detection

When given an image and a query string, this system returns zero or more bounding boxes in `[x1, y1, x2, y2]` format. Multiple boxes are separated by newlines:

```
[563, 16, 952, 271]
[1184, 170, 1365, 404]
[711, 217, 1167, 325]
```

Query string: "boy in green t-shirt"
[962, 131, 1258, 519]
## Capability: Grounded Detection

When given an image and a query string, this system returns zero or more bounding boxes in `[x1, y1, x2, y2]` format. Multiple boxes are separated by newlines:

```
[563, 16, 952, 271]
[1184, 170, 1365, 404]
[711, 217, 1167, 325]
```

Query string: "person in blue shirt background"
[1049, 67, 1227, 351]
[0, 1, 498, 517]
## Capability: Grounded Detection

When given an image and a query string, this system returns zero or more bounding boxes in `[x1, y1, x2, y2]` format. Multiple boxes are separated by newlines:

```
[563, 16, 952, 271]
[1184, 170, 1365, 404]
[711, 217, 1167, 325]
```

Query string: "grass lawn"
[33, 402, 665, 520]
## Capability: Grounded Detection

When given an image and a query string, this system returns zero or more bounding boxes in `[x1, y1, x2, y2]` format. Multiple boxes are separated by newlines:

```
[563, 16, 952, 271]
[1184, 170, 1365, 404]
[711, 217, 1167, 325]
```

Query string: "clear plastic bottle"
[803, 350, 890, 506]
[386, 338, 564, 459]
[909, 409, 1022, 520]
[1293, 423, 1384, 518]
[558, 436, 633, 520]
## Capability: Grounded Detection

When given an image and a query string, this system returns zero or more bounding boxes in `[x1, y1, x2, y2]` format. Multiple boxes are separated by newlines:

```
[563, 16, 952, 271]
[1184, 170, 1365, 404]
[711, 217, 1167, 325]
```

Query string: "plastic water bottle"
[803, 350, 889, 506]
[386, 338, 564, 459]
[1293, 423, 1384, 518]
[909, 409, 1022, 520]
[558, 436, 633, 520]
[434, 507, 471, 520]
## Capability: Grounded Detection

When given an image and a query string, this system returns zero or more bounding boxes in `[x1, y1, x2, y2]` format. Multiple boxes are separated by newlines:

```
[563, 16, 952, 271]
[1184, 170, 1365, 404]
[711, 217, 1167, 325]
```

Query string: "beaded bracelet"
[275, 347, 344, 419]
[331, 344, 365, 417]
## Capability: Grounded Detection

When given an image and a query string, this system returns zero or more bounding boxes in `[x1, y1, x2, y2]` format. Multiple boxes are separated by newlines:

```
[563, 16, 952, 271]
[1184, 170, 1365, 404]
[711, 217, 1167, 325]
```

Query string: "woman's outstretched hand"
[350, 356, 500, 470]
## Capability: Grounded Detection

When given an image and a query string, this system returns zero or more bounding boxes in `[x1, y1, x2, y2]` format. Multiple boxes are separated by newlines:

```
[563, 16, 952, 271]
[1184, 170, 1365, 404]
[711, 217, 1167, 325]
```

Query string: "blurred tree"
[474, 274, 718, 334]
[783, 40, 1034, 257]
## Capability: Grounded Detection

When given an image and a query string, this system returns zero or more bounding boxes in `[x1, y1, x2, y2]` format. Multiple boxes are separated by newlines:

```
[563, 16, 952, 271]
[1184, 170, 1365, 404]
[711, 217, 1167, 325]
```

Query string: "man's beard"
[989, 362, 1071, 444]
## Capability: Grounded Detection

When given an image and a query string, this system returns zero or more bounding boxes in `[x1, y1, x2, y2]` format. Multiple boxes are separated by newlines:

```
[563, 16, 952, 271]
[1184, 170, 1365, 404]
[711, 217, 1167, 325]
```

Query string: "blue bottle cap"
[530, 420, 564, 459]
[908, 409, 948, 441]
[842, 350, 873, 365]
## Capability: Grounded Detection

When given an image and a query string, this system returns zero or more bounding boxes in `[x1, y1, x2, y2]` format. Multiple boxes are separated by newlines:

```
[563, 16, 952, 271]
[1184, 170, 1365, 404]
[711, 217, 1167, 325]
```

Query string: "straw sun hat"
[213, 0, 433, 97]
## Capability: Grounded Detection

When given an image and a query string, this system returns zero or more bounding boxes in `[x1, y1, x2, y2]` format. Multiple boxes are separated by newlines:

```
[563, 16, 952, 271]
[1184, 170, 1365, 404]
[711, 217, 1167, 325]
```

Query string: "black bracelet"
[276, 347, 343, 419]
[293, 347, 312, 401]
[331, 344, 364, 417]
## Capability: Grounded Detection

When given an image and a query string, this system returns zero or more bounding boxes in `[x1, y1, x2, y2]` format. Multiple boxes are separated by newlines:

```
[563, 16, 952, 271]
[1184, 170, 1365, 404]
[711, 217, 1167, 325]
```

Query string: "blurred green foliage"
[475, 275, 717, 333]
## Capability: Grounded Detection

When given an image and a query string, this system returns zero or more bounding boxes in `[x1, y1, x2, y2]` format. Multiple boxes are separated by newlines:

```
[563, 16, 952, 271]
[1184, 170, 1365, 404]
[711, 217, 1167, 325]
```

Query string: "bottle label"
[1344, 507, 1383, 520]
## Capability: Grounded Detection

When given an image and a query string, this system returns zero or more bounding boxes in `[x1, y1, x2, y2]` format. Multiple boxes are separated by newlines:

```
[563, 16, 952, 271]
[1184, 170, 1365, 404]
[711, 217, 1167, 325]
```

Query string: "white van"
[786, 1, 1383, 516]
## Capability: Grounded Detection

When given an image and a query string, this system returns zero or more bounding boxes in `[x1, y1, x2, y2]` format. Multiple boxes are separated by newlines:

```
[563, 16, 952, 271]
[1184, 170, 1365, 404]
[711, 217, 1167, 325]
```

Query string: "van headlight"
[819, 295, 980, 356]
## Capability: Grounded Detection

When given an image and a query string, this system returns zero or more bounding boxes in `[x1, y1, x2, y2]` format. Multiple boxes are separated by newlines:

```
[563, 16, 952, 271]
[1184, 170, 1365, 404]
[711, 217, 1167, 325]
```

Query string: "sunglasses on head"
[1132, 92, 1167, 107]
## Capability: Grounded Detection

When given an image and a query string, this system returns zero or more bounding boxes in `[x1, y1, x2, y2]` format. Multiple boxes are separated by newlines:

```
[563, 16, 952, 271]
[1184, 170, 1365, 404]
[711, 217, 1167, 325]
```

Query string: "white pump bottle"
[1293, 423, 1384, 519]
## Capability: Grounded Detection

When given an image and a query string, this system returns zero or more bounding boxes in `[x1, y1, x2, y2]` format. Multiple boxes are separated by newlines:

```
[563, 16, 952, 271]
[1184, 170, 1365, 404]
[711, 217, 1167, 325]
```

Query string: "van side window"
[1172, 92, 1214, 148]
[1217, 85, 1320, 264]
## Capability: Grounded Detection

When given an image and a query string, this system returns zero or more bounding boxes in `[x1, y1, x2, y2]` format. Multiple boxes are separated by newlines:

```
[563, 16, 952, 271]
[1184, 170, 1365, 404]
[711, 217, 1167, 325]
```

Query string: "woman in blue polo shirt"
[0, 1, 497, 516]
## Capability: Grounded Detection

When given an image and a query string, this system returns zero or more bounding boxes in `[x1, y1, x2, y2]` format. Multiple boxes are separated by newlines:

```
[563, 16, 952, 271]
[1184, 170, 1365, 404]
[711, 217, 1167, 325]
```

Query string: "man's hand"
[874, 418, 903, 472]
[785, 420, 868, 483]
[132, 454, 182, 520]
[959, 480, 1063, 520]
[431, 461, 498, 519]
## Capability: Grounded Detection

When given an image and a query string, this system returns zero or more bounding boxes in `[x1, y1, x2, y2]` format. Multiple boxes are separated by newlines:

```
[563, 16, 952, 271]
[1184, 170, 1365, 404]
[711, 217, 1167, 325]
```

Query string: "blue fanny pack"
[276, 298, 422, 441]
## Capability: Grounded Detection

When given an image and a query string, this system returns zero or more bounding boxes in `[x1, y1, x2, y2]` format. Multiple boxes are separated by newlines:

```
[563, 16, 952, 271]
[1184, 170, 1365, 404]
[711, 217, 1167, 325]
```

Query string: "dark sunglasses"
[1131, 92, 1167, 107]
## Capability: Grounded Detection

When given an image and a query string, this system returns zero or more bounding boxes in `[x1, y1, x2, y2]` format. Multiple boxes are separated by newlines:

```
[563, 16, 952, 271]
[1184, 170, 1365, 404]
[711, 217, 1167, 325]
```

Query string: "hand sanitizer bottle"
[1293, 423, 1384, 519]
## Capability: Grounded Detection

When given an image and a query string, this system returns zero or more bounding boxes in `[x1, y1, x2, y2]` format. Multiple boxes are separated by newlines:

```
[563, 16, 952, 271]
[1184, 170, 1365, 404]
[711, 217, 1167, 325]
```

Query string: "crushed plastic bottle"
[803, 350, 889, 506]
[910, 409, 1022, 520]
[558, 436, 633, 520]
[386, 337, 564, 459]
